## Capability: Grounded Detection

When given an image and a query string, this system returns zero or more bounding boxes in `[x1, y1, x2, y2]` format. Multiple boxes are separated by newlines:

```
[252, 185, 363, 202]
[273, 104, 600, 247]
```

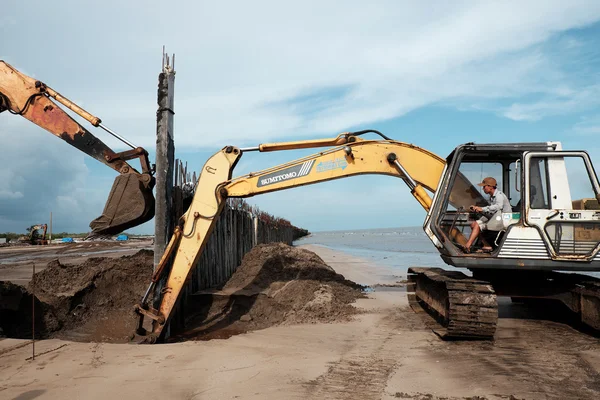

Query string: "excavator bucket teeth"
[89, 174, 155, 235]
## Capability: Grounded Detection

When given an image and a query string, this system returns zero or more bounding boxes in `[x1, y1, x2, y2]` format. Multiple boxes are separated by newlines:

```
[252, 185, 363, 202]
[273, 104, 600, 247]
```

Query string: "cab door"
[524, 151, 600, 261]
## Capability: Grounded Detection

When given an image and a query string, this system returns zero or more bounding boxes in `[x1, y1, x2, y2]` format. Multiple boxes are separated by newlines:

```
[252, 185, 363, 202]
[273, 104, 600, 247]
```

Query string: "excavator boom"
[0, 61, 155, 235]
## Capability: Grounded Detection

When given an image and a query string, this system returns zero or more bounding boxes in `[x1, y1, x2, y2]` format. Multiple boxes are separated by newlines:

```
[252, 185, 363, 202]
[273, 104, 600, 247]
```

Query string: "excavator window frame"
[523, 151, 600, 261]
[429, 147, 524, 255]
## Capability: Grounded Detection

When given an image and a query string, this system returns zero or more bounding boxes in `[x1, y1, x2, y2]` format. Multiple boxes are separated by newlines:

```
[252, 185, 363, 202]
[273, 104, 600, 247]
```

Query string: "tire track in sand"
[302, 307, 421, 399]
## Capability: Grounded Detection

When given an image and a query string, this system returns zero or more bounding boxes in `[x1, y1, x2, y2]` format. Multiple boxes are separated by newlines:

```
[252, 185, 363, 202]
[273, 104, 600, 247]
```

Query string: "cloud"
[571, 114, 600, 135]
[0, 16, 16, 30]
[3, 1, 600, 233]
[150, 1, 600, 149]
[5, 1, 600, 150]
[503, 85, 600, 121]
[0, 117, 109, 233]
[0, 190, 23, 200]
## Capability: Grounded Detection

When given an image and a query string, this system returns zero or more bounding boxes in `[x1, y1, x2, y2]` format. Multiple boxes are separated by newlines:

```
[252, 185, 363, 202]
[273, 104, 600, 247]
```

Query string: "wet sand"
[1, 243, 599, 399]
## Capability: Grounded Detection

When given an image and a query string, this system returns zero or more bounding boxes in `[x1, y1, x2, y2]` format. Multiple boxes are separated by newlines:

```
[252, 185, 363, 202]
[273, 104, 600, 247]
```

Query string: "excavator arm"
[30, 224, 47, 240]
[0, 61, 155, 235]
[135, 131, 452, 342]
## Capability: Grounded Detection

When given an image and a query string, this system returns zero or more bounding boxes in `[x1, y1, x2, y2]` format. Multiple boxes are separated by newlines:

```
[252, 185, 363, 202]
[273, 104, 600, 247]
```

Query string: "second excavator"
[0, 61, 155, 236]
[17, 224, 48, 245]
[135, 130, 600, 343]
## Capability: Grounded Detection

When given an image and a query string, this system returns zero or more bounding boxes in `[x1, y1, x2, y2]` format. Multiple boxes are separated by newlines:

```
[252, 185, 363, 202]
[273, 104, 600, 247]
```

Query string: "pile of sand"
[181, 243, 365, 340]
[1, 243, 364, 342]
[0, 250, 153, 342]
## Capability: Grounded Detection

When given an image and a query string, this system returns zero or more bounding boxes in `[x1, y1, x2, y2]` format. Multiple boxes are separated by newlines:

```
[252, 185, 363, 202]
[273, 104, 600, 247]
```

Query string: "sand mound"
[1, 243, 364, 342]
[0, 250, 153, 342]
[182, 243, 365, 340]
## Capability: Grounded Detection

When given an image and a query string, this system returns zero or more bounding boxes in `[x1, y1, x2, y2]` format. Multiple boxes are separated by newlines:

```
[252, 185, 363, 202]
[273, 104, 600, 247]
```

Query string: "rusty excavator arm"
[0, 60, 155, 235]
[135, 130, 458, 343]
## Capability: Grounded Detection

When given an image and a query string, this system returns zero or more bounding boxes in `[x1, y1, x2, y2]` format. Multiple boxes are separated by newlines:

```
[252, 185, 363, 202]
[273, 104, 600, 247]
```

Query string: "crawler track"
[407, 267, 498, 339]
[474, 269, 600, 333]
[576, 279, 600, 331]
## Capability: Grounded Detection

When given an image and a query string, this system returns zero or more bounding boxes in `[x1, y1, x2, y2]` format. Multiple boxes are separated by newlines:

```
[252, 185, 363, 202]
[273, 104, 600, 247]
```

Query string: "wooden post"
[253, 215, 258, 247]
[154, 47, 176, 269]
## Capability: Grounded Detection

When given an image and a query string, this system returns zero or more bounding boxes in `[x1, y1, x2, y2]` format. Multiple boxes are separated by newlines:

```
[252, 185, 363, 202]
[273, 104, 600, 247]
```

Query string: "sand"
[0, 250, 154, 342]
[181, 243, 364, 340]
[0, 244, 599, 399]
[1, 243, 364, 343]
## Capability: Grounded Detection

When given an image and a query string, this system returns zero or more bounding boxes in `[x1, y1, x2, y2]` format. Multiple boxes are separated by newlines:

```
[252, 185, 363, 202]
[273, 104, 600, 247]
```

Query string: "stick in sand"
[32, 262, 35, 361]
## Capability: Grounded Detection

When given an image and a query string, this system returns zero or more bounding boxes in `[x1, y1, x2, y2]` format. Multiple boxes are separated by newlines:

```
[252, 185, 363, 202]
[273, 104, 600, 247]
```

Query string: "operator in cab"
[463, 177, 512, 253]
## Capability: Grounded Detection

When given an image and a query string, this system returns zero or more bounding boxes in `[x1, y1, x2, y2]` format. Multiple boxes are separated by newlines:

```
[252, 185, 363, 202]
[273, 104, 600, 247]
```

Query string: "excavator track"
[407, 267, 498, 339]
[475, 270, 600, 333]
[576, 279, 600, 331]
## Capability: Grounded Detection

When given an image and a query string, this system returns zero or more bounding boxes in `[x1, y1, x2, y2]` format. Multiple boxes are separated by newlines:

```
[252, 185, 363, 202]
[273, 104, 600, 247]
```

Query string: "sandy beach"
[1, 243, 600, 400]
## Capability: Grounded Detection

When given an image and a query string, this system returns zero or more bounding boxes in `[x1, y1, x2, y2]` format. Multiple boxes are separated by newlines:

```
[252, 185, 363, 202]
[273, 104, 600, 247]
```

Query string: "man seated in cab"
[463, 177, 512, 253]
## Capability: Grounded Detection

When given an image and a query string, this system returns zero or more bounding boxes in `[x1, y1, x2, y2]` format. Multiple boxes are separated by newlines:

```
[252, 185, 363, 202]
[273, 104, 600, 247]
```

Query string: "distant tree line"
[0, 231, 86, 242]
[0, 231, 152, 243]
[0, 233, 21, 241]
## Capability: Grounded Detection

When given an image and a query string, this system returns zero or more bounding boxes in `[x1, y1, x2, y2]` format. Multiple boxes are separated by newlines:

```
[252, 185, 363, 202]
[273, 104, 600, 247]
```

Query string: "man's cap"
[477, 177, 497, 187]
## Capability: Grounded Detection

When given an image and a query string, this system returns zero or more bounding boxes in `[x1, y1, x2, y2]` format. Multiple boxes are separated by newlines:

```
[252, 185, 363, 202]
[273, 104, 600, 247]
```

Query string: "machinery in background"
[17, 224, 48, 245]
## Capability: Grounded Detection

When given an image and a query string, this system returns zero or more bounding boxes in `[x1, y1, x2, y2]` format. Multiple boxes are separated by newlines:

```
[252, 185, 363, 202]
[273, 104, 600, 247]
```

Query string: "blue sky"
[1, 1, 600, 234]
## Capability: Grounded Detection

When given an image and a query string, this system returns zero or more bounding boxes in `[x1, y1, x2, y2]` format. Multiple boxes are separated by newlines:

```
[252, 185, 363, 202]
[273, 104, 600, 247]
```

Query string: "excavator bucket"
[89, 174, 155, 235]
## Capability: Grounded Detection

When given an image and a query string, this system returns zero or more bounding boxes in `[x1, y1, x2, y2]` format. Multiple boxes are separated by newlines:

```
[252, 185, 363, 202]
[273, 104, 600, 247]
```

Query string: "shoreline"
[296, 243, 402, 286]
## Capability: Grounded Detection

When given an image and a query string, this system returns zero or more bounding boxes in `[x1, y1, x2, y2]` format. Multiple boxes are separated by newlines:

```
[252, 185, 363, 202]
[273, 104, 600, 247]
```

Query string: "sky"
[1, 1, 600, 234]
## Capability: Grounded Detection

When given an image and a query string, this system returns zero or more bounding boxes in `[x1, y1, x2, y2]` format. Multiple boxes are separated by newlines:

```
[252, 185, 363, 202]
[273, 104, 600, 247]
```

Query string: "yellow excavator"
[17, 224, 48, 245]
[135, 130, 600, 343]
[0, 61, 155, 235]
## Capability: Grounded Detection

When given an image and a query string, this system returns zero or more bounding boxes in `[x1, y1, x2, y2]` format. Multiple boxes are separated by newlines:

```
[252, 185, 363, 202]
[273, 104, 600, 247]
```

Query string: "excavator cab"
[425, 142, 600, 271]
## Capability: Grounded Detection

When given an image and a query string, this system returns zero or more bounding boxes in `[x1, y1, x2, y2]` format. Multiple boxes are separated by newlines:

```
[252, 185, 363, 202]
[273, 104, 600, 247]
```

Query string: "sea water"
[294, 226, 600, 279]
[294, 226, 448, 276]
